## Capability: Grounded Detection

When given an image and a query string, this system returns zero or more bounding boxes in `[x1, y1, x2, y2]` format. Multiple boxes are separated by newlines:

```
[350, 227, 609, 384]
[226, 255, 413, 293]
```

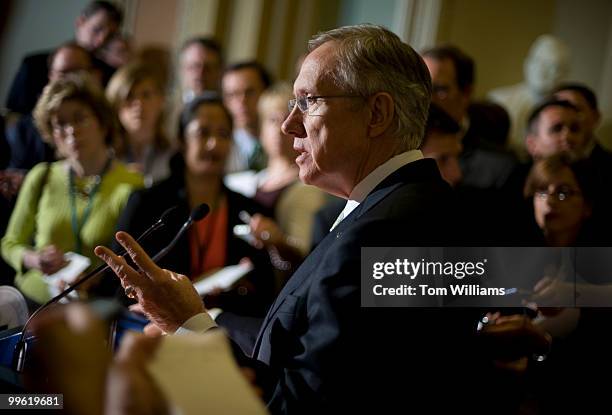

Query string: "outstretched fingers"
[114, 231, 163, 282]
[94, 244, 149, 292]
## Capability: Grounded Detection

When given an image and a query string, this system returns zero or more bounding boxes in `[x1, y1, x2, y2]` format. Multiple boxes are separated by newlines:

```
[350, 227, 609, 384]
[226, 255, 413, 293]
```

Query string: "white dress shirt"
[330, 150, 423, 231]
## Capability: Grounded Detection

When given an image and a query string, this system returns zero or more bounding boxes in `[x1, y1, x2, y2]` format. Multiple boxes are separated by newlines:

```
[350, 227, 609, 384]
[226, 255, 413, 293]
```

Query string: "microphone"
[151, 203, 210, 262]
[13, 204, 182, 372]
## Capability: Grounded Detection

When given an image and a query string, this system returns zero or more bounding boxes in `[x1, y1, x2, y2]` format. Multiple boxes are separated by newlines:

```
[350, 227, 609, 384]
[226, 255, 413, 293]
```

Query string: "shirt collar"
[233, 129, 259, 154]
[329, 150, 423, 231]
[458, 115, 470, 141]
[348, 150, 423, 203]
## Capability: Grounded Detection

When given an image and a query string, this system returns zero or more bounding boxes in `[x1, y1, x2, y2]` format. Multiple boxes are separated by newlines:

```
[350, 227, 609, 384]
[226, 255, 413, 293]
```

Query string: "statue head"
[523, 35, 570, 96]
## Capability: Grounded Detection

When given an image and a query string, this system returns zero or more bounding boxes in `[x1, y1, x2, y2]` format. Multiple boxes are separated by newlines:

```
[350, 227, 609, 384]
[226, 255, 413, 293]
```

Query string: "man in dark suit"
[94, 25, 545, 413]
[5, 1, 121, 115]
[422, 45, 518, 190]
[552, 83, 612, 183]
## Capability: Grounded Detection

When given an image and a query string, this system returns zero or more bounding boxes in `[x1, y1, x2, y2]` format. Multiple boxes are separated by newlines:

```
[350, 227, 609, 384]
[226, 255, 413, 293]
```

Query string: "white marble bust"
[489, 35, 570, 161]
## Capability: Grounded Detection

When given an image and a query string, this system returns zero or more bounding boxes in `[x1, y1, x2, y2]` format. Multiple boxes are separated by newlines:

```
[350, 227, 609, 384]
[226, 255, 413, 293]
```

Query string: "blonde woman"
[106, 61, 174, 187]
[1, 75, 142, 305]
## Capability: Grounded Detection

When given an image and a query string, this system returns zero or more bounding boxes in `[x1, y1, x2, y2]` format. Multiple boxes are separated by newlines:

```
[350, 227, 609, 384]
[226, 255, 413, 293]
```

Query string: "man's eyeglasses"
[535, 186, 581, 201]
[288, 95, 362, 114]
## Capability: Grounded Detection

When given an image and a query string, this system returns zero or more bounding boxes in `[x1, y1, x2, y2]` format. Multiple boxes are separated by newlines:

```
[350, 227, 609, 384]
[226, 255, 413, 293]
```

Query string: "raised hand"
[95, 231, 206, 333]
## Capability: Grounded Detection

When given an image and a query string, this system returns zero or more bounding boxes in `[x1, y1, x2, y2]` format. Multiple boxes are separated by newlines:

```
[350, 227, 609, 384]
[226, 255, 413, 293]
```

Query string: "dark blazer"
[6, 115, 55, 170]
[460, 101, 518, 190]
[225, 159, 487, 413]
[113, 157, 275, 316]
[5, 52, 50, 115]
[0, 114, 8, 169]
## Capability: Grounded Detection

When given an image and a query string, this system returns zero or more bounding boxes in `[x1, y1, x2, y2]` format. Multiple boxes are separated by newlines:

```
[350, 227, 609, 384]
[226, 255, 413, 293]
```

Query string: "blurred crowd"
[1, 2, 611, 413]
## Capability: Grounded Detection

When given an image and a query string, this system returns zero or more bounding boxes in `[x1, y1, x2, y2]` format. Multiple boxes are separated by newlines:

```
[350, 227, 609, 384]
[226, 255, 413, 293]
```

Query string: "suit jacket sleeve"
[216, 312, 263, 356]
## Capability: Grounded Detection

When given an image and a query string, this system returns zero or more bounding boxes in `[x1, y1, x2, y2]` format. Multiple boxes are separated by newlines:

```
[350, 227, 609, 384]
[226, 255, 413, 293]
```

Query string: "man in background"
[6, 42, 97, 171]
[422, 45, 517, 190]
[489, 35, 570, 160]
[222, 61, 271, 172]
[178, 37, 223, 103]
[5, 0, 121, 116]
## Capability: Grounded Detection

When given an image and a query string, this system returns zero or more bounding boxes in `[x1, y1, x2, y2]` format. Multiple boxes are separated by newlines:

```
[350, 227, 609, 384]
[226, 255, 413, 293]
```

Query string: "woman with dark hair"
[1, 75, 143, 304]
[115, 94, 274, 317]
[520, 155, 612, 412]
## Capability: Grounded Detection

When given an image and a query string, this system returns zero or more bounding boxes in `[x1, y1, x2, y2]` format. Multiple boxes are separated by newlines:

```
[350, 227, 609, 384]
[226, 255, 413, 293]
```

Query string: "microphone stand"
[12, 205, 180, 372]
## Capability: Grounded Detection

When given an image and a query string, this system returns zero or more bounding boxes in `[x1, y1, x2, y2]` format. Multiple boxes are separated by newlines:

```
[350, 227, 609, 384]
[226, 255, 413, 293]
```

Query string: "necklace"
[68, 157, 113, 254]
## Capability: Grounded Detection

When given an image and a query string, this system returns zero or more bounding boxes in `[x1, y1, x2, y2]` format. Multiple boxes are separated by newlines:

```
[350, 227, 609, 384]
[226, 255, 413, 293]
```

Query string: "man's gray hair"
[309, 24, 432, 150]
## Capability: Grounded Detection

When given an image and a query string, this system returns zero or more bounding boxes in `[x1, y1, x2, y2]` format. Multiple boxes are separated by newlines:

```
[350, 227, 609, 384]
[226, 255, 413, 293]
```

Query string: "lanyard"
[68, 158, 112, 254]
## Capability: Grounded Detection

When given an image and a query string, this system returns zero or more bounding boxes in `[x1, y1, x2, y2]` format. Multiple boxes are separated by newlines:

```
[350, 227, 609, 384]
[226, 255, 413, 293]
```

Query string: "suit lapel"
[251, 210, 360, 356]
[252, 159, 441, 357]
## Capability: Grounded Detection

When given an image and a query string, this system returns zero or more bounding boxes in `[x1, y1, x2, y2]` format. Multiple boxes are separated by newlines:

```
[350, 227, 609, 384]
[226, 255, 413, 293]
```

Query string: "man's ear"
[367, 92, 394, 138]
[460, 85, 473, 109]
[594, 109, 602, 129]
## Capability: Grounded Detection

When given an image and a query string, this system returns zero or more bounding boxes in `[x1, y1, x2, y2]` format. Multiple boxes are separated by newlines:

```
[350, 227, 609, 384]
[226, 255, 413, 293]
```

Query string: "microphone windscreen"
[159, 205, 180, 224]
[190, 203, 210, 222]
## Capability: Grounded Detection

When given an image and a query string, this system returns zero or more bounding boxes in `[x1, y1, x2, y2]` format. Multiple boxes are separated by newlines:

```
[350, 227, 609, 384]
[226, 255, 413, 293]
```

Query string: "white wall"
[0, 0, 89, 110]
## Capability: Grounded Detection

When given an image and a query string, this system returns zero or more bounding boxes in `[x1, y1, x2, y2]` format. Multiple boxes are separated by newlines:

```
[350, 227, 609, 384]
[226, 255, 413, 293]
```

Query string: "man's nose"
[281, 107, 306, 138]
[237, 92, 250, 104]
[204, 136, 219, 150]
[557, 127, 572, 147]
[65, 125, 76, 137]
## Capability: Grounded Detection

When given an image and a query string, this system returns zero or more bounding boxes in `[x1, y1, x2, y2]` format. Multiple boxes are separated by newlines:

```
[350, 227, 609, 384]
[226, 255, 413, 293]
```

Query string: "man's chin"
[297, 168, 312, 185]
[297, 167, 321, 188]
[298, 170, 344, 197]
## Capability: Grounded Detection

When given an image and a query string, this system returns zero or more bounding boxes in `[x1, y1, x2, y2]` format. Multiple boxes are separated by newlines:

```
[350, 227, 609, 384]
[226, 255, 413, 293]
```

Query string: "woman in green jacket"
[1, 75, 142, 305]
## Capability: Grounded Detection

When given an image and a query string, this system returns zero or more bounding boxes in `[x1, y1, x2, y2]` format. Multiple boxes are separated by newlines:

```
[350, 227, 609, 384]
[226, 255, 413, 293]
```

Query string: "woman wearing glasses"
[524, 155, 597, 246]
[1, 75, 143, 306]
[520, 154, 612, 412]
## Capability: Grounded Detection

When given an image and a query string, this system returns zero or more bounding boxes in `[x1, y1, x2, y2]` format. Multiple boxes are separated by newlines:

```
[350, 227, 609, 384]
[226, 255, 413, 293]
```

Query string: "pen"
[239, 210, 252, 224]
[504, 287, 533, 296]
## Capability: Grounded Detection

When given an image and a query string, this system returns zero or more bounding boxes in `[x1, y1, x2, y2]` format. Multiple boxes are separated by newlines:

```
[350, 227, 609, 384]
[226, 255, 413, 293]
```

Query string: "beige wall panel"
[437, 0, 556, 98]
[226, 0, 265, 63]
[131, 0, 180, 49]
